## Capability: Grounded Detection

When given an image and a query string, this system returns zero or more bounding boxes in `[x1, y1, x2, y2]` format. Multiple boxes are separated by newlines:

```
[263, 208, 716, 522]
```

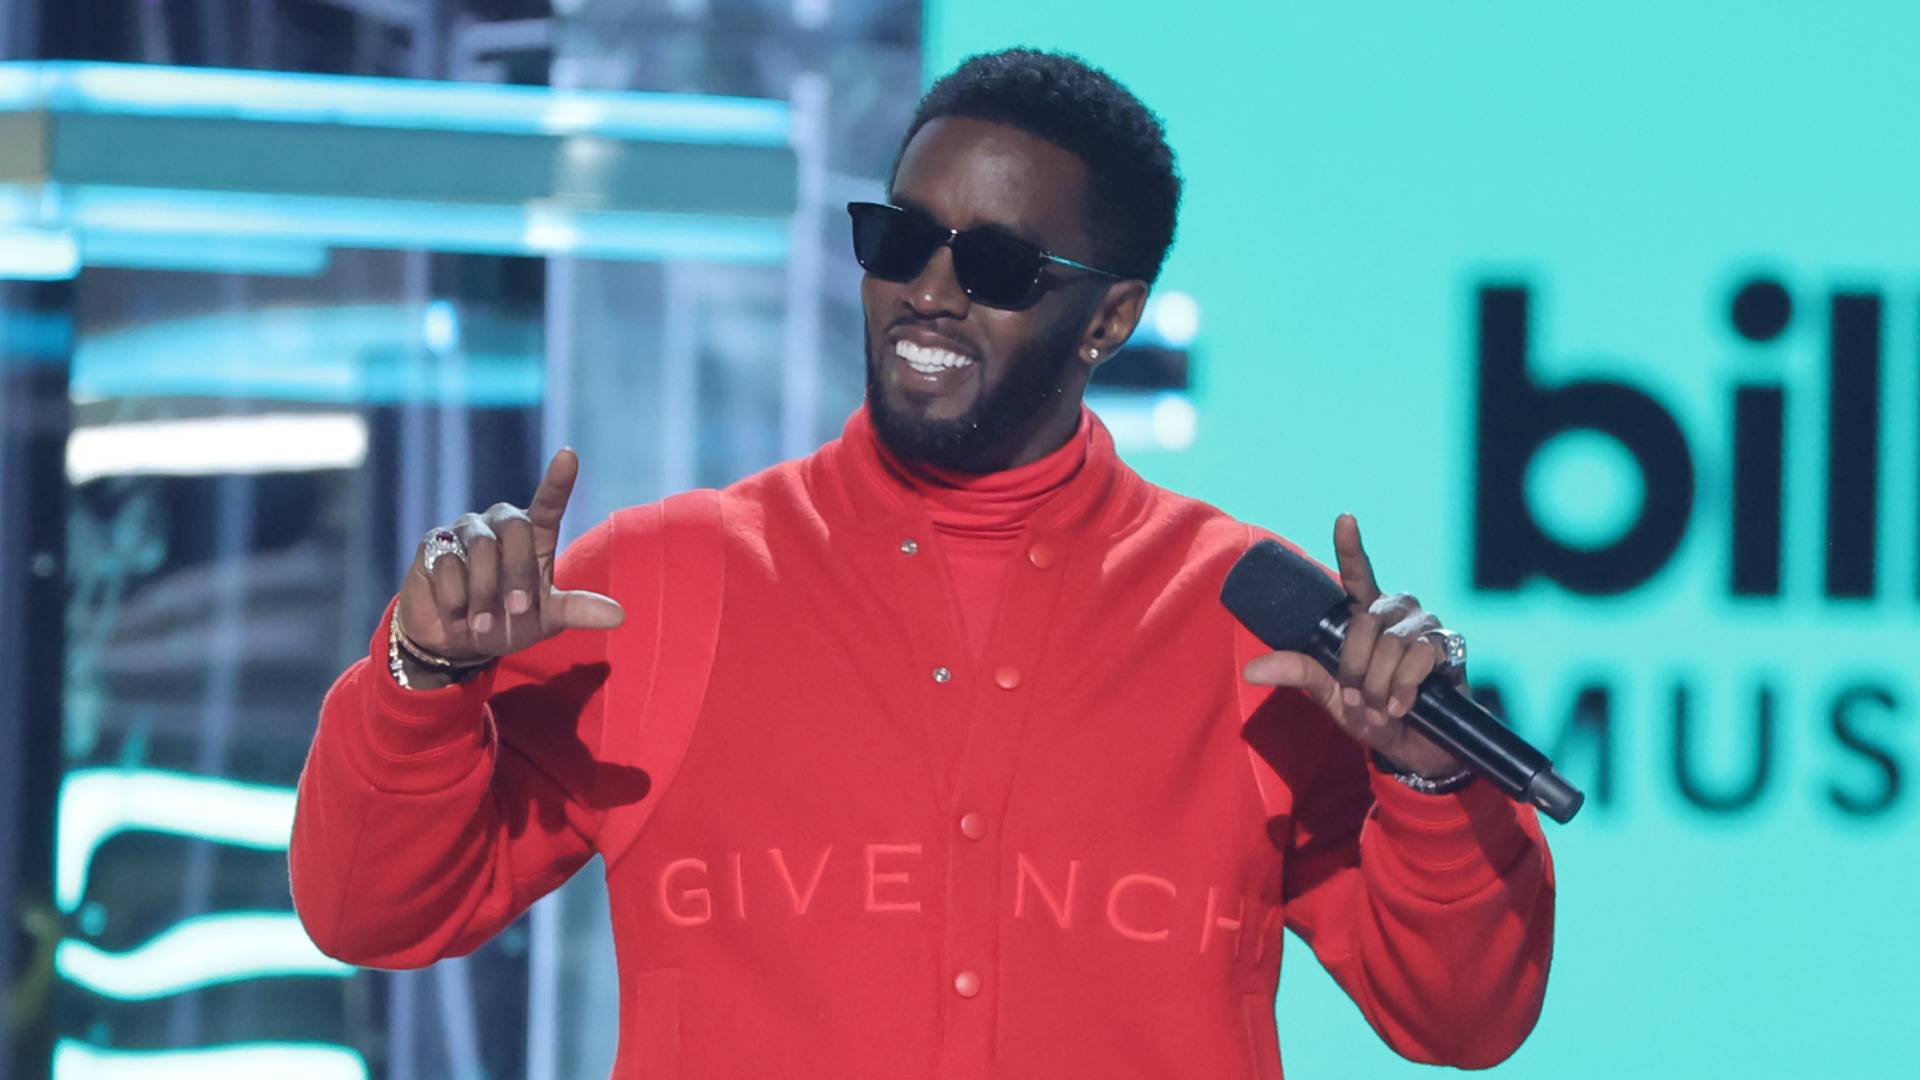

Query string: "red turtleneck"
[871, 409, 1091, 662]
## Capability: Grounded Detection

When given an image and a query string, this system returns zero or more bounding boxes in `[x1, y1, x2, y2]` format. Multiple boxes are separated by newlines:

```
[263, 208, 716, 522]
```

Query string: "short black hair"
[897, 48, 1181, 284]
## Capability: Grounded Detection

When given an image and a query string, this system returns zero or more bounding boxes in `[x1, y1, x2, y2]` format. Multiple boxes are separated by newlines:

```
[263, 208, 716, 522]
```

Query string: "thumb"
[1243, 651, 1338, 706]
[545, 589, 625, 632]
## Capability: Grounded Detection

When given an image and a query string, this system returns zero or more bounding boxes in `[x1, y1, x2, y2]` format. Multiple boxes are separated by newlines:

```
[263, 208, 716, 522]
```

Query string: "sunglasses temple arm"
[1047, 254, 1126, 279]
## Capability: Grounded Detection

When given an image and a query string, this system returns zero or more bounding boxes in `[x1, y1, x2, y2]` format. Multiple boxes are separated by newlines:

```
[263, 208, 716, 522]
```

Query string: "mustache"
[884, 315, 983, 358]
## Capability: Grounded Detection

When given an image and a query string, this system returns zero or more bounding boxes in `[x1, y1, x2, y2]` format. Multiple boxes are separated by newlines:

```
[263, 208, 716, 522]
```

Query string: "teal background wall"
[929, 4, 1914, 1076]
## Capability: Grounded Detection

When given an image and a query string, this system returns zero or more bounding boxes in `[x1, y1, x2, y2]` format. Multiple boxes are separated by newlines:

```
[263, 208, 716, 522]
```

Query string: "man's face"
[861, 116, 1107, 472]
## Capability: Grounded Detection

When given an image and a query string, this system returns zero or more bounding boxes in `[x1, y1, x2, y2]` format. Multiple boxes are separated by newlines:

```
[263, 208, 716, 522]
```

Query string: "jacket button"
[994, 665, 1022, 690]
[958, 812, 986, 840]
[1027, 541, 1057, 569]
[900, 538, 919, 556]
[953, 970, 982, 998]
[933, 666, 953, 683]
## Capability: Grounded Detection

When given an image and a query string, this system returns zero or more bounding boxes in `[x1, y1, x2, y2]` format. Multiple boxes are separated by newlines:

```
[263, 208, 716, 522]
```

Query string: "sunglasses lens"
[952, 230, 1044, 309]
[848, 203, 1048, 309]
[850, 204, 939, 282]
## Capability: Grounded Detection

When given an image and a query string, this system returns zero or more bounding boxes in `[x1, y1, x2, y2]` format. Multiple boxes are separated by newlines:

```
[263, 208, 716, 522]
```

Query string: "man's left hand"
[1241, 513, 1466, 780]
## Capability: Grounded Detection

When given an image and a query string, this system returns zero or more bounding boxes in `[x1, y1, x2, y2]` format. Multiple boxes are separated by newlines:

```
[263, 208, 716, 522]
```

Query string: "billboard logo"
[1465, 281, 1906, 819]
[1472, 281, 1884, 598]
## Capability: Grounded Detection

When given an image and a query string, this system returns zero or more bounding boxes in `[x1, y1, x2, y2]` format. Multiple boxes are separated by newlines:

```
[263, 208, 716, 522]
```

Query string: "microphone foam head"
[1220, 539, 1347, 652]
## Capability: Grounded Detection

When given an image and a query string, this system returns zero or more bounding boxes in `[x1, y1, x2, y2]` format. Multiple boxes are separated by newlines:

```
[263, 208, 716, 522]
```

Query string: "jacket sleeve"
[289, 515, 644, 969]
[1260, 678, 1556, 1068]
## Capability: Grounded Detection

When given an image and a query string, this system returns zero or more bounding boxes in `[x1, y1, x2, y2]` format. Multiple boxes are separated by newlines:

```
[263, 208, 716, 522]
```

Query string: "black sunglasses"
[847, 201, 1124, 310]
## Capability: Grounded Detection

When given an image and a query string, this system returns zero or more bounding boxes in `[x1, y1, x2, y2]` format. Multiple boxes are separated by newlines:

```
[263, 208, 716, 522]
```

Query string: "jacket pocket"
[617, 967, 682, 1080]
[1240, 992, 1283, 1080]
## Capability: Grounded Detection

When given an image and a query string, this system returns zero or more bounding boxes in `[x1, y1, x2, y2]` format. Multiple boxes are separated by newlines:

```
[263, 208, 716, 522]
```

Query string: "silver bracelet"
[387, 610, 416, 689]
[1370, 750, 1475, 795]
[387, 609, 491, 690]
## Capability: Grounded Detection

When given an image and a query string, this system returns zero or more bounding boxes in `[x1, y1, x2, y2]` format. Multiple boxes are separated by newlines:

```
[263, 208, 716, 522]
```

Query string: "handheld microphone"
[1221, 539, 1584, 824]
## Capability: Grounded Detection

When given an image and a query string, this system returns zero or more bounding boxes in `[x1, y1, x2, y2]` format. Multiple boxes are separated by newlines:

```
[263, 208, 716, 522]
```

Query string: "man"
[291, 48, 1552, 1078]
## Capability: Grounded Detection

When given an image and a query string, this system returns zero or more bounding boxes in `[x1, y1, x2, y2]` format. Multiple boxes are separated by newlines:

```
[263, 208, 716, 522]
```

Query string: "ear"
[1078, 280, 1150, 367]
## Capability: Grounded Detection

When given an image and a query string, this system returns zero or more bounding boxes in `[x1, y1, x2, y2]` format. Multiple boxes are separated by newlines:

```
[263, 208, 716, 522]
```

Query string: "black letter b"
[1473, 285, 1695, 595]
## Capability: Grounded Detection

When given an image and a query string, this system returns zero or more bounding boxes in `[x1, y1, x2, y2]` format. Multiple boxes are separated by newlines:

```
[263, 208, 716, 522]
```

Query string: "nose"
[902, 242, 971, 320]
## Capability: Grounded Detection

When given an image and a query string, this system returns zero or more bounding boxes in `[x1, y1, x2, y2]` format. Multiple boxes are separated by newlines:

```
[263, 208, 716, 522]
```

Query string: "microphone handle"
[1308, 609, 1585, 824]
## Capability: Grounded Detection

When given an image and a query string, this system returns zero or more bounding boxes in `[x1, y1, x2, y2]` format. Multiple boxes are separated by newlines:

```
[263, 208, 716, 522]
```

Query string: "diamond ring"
[1424, 628, 1468, 673]
[422, 527, 466, 573]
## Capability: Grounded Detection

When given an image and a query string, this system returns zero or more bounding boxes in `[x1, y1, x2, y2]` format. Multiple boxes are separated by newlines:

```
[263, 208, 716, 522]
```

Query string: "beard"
[865, 310, 1085, 473]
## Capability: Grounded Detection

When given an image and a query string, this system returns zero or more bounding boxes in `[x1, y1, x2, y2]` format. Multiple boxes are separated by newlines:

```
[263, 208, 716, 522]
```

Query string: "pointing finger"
[527, 448, 580, 547]
[1333, 513, 1382, 605]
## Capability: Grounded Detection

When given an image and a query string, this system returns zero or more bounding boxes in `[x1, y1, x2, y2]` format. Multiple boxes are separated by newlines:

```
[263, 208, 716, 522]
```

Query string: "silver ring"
[422, 527, 466, 573]
[1424, 628, 1468, 672]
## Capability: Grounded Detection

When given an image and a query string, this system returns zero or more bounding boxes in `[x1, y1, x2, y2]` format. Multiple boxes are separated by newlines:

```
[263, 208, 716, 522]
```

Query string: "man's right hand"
[395, 448, 625, 683]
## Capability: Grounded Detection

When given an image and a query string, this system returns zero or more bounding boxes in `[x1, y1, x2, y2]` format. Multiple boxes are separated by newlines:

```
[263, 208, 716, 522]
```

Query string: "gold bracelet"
[389, 609, 494, 672]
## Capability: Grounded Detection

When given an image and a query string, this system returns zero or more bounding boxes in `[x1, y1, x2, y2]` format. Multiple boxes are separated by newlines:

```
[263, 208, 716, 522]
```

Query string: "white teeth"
[895, 339, 974, 375]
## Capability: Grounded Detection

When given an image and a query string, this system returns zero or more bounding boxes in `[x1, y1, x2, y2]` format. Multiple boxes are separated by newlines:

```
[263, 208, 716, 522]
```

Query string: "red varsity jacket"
[290, 406, 1554, 1079]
